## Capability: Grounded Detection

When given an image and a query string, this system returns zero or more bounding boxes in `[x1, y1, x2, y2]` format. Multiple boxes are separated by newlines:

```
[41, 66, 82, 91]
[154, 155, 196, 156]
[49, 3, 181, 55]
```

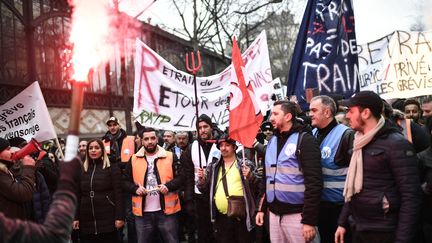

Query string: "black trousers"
[194, 193, 216, 243]
[214, 212, 254, 243]
[352, 230, 395, 243]
[179, 197, 197, 243]
[80, 231, 117, 243]
[318, 201, 352, 243]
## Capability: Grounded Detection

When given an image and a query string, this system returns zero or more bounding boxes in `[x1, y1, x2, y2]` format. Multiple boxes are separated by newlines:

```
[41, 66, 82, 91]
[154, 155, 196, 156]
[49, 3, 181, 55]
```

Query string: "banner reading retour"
[0, 81, 57, 142]
[133, 30, 273, 131]
[358, 30, 432, 99]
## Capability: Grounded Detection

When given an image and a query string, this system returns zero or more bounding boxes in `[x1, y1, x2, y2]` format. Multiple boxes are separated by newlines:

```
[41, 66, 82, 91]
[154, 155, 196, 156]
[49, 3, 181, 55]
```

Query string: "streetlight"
[235, 0, 283, 46]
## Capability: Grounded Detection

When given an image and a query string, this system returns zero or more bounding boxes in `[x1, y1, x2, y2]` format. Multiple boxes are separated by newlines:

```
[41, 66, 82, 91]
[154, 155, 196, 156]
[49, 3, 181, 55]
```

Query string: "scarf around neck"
[343, 116, 385, 202]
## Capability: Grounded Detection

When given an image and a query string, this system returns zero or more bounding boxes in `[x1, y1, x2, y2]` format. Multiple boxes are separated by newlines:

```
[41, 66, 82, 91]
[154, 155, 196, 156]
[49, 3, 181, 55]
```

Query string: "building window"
[0, 2, 28, 85]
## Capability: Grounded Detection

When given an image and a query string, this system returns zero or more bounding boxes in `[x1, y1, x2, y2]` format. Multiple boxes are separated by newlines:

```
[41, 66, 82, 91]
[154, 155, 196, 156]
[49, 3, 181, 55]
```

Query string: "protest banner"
[358, 30, 432, 99]
[287, 0, 359, 110]
[133, 30, 273, 131]
[0, 81, 57, 142]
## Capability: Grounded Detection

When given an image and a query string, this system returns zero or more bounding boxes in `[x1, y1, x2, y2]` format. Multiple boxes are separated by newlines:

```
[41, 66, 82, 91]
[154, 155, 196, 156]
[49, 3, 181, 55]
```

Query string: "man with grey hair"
[309, 95, 354, 243]
[163, 130, 176, 151]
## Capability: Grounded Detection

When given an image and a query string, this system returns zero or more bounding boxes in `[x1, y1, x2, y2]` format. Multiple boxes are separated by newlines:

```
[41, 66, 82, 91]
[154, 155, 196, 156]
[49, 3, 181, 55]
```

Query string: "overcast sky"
[120, 0, 430, 45]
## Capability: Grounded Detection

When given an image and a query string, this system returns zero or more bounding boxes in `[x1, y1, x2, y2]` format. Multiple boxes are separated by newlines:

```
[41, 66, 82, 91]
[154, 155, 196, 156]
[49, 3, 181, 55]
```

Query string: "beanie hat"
[8, 137, 27, 148]
[198, 114, 212, 126]
[0, 138, 10, 153]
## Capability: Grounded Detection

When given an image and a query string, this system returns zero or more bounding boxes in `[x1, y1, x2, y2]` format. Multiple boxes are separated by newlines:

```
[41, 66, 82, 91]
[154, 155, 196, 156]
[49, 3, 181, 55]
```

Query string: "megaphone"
[11, 138, 42, 161]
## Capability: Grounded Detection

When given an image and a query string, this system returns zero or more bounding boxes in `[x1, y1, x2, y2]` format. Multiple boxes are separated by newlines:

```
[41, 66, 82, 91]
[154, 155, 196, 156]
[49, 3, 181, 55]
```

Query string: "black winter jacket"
[102, 128, 127, 163]
[180, 139, 216, 202]
[338, 121, 421, 243]
[36, 155, 59, 195]
[31, 172, 51, 223]
[76, 159, 124, 235]
[418, 147, 432, 223]
[0, 161, 35, 220]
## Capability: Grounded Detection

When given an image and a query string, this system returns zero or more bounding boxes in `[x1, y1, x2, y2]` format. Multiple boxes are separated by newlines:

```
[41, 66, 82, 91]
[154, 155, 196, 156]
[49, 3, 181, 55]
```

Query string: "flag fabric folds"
[287, 0, 359, 110]
[229, 38, 263, 148]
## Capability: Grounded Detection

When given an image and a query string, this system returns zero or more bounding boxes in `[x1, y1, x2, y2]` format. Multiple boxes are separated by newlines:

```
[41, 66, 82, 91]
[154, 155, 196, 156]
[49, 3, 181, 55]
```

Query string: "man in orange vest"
[103, 117, 136, 243]
[123, 127, 184, 243]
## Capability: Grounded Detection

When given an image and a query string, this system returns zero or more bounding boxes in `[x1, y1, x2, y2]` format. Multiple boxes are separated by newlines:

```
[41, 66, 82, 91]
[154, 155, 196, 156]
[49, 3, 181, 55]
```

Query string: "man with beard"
[256, 100, 322, 243]
[124, 127, 184, 243]
[103, 117, 136, 243]
[78, 140, 87, 161]
[103, 117, 136, 166]
[181, 114, 220, 243]
[335, 91, 421, 243]
[163, 131, 176, 151]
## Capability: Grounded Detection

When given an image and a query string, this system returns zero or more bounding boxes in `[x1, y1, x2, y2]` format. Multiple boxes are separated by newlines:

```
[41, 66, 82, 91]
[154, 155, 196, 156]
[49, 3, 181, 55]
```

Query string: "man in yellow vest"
[124, 127, 184, 243]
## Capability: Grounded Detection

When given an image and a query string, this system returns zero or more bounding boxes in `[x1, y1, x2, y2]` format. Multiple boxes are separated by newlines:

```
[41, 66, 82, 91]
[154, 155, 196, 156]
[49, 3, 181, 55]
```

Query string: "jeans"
[135, 210, 179, 243]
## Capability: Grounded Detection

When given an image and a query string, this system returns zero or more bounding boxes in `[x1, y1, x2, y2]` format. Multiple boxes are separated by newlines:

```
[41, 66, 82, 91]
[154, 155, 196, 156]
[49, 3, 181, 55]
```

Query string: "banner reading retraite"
[358, 30, 432, 99]
[0, 81, 57, 142]
[133, 30, 273, 131]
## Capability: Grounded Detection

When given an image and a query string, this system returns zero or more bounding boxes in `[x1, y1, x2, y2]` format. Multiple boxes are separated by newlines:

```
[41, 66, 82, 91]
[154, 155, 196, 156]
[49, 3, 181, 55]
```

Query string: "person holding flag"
[181, 114, 220, 243]
[196, 134, 256, 243]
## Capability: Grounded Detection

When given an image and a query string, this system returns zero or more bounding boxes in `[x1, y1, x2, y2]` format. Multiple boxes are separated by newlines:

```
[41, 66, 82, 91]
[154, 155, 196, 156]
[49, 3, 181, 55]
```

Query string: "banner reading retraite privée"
[0, 81, 57, 142]
[358, 30, 432, 99]
[133, 30, 273, 131]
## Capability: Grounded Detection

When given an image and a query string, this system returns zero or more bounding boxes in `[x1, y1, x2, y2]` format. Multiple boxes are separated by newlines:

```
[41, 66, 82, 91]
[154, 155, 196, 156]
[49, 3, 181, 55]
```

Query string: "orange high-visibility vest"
[397, 119, 412, 143]
[103, 140, 111, 154]
[131, 149, 181, 216]
[121, 136, 135, 163]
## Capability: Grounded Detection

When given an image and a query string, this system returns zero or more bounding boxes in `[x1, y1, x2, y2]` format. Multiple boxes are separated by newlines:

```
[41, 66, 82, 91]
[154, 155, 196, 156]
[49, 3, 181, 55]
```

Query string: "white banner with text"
[0, 81, 57, 142]
[133, 31, 273, 131]
[358, 30, 432, 99]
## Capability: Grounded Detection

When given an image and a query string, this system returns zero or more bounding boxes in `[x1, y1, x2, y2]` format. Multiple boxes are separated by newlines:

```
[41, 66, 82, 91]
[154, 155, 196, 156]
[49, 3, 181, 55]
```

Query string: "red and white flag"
[229, 38, 263, 148]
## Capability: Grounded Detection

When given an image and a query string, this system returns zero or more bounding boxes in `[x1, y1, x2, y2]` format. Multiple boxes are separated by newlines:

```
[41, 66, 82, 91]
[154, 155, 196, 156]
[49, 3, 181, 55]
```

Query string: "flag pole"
[54, 137, 65, 160]
[185, 51, 203, 168]
[64, 81, 86, 161]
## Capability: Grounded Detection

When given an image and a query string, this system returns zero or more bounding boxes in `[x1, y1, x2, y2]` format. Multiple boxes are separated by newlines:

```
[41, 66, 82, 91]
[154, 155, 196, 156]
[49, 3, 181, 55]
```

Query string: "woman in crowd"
[73, 139, 124, 243]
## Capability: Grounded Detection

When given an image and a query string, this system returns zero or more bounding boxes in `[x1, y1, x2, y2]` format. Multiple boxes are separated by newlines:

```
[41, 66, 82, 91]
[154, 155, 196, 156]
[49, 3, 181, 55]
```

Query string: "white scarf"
[343, 116, 385, 202]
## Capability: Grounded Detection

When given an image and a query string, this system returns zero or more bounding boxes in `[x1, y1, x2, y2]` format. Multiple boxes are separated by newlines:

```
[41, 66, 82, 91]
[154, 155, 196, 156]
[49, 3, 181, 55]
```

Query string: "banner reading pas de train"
[287, 0, 359, 110]
[358, 30, 432, 99]
[133, 30, 273, 131]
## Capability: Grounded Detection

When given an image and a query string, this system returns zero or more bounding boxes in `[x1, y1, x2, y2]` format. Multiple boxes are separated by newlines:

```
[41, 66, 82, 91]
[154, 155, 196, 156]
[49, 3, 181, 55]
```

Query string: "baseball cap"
[216, 134, 237, 149]
[106, 117, 119, 125]
[339, 91, 383, 117]
[260, 121, 273, 131]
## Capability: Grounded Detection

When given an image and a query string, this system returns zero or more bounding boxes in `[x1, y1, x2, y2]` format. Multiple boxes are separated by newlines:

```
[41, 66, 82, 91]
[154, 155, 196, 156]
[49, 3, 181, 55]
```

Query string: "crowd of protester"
[0, 93, 432, 243]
